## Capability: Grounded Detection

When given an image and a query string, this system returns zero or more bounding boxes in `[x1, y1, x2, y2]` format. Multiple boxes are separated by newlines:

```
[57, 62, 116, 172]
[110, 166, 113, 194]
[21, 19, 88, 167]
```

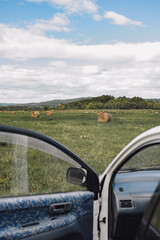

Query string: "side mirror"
[66, 167, 87, 187]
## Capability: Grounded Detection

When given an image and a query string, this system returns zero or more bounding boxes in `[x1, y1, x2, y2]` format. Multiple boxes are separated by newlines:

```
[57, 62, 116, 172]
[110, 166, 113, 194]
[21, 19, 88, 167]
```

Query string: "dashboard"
[111, 170, 160, 240]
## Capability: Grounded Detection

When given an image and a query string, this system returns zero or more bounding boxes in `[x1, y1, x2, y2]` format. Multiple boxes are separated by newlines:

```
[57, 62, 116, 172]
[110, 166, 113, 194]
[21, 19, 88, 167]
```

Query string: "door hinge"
[99, 217, 106, 223]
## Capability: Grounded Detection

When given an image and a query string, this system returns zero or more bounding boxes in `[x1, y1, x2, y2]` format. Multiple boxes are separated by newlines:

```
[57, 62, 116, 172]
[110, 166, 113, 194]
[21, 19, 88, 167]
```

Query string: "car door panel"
[0, 191, 94, 240]
[0, 125, 99, 240]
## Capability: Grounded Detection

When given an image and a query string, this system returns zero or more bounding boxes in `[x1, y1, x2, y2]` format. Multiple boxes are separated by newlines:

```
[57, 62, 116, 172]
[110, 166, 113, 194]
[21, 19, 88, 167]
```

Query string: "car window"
[120, 144, 160, 172]
[142, 198, 160, 240]
[150, 199, 160, 234]
[0, 131, 84, 198]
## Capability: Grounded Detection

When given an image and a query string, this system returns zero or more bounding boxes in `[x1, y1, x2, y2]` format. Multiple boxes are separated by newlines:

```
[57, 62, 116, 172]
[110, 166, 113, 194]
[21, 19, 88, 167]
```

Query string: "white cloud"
[104, 11, 144, 27]
[0, 24, 160, 102]
[93, 14, 102, 21]
[27, 0, 98, 14]
[0, 23, 72, 60]
[26, 0, 144, 29]
[1, 24, 159, 62]
[49, 61, 67, 68]
[28, 13, 71, 34]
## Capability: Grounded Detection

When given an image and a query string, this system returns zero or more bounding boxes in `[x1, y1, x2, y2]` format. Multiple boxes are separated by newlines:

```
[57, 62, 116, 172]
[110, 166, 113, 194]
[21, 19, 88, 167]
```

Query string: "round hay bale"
[97, 111, 112, 122]
[31, 111, 40, 117]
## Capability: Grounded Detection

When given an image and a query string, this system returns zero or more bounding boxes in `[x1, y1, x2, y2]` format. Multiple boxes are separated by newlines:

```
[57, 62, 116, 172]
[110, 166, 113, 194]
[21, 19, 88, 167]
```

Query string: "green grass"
[0, 109, 160, 175]
[0, 142, 82, 197]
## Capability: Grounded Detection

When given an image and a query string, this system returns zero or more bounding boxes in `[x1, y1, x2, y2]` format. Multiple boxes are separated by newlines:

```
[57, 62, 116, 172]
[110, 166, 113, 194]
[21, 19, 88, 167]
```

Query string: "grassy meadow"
[0, 109, 160, 175]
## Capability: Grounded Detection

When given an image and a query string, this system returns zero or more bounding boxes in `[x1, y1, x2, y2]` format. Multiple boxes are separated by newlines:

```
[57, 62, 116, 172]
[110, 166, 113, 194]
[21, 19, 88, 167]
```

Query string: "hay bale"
[97, 111, 112, 122]
[12, 111, 16, 114]
[46, 110, 53, 116]
[31, 111, 40, 117]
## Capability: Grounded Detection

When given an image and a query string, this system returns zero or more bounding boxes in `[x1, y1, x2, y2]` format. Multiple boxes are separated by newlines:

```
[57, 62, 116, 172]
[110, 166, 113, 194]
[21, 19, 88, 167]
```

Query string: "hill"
[0, 97, 91, 107]
[55, 95, 160, 110]
[22, 97, 92, 107]
[0, 103, 16, 106]
[146, 99, 160, 103]
[1, 96, 160, 110]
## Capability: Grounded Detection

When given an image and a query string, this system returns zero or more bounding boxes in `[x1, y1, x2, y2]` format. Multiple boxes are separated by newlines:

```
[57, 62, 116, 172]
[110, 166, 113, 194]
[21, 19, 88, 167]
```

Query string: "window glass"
[0, 132, 84, 197]
[150, 199, 160, 234]
[120, 144, 160, 171]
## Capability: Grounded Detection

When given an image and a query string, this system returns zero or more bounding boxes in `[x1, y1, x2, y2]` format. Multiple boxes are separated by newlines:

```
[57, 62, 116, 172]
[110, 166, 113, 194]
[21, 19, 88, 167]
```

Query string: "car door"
[0, 125, 99, 240]
[99, 126, 160, 240]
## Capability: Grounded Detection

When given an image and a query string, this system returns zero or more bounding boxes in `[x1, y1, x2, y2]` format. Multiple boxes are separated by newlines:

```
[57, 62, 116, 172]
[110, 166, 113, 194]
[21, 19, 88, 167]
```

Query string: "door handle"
[49, 202, 73, 215]
[21, 222, 39, 228]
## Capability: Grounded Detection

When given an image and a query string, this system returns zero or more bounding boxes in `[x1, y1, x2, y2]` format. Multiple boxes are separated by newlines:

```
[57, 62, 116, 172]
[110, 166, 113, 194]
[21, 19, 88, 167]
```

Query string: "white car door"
[99, 126, 160, 240]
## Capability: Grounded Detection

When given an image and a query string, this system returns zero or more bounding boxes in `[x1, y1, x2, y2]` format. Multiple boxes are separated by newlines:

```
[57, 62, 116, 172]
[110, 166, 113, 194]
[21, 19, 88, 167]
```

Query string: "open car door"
[0, 125, 99, 240]
[99, 126, 160, 240]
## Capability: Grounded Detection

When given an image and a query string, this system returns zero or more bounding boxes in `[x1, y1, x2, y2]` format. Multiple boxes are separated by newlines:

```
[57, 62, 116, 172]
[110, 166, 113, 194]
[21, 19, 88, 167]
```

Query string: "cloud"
[26, 0, 98, 14]
[93, 14, 103, 21]
[0, 24, 159, 62]
[104, 11, 144, 27]
[26, 0, 144, 29]
[1, 60, 160, 103]
[27, 13, 71, 34]
[0, 23, 72, 60]
[0, 24, 160, 102]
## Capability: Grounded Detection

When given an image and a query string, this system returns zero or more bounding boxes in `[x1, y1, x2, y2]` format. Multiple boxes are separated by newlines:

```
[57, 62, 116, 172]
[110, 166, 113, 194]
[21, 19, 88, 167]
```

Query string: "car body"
[0, 124, 159, 240]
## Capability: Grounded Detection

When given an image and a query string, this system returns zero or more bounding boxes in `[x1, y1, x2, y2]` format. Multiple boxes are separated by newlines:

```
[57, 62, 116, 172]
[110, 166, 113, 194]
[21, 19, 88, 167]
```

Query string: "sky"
[0, 0, 160, 103]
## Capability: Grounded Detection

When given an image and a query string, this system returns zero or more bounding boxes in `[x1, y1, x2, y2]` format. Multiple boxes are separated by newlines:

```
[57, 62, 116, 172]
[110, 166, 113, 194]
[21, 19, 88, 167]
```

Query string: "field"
[0, 109, 160, 175]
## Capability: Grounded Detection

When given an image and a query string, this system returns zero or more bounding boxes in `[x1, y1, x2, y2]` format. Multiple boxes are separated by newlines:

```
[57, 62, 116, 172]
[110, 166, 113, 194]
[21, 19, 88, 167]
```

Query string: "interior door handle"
[49, 202, 73, 215]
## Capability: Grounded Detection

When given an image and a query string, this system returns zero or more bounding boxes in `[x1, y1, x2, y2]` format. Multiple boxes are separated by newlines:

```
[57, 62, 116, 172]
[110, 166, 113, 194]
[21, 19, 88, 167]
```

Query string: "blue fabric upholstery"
[0, 191, 94, 240]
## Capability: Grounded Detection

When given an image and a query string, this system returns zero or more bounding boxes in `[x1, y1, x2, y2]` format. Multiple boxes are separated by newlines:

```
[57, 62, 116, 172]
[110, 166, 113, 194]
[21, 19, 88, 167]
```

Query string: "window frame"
[0, 125, 99, 198]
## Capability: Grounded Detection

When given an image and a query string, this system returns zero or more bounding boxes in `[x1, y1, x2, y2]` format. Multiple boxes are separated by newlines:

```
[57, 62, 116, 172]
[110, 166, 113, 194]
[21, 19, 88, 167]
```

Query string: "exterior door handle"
[49, 202, 73, 215]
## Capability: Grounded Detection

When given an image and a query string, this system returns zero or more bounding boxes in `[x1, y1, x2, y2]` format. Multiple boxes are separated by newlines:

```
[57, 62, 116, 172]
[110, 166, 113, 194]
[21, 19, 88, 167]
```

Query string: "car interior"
[109, 143, 160, 240]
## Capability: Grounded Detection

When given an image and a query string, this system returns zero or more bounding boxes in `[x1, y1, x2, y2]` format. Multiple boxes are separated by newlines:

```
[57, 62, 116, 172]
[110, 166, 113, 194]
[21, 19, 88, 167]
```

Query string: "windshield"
[119, 144, 160, 172]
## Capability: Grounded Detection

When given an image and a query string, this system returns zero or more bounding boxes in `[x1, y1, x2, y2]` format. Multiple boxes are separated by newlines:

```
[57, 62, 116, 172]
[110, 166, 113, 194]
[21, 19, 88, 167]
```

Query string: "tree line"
[1, 95, 160, 111]
[55, 95, 160, 110]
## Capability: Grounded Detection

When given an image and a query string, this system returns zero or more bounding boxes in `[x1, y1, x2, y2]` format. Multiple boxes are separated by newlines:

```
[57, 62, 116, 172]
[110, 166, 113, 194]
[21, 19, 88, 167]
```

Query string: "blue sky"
[1, 0, 160, 43]
[0, 0, 160, 102]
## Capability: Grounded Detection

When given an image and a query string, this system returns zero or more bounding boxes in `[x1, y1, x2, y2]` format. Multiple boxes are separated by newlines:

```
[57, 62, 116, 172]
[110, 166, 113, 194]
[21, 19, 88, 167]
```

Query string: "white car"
[0, 124, 159, 240]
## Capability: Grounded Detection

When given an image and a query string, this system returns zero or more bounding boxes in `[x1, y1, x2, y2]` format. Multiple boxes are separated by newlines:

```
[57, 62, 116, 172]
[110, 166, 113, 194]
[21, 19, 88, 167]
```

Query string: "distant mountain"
[146, 99, 160, 103]
[0, 103, 16, 106]
[1, 97, 160, 107]
[0, 97, 91, 107]
[21, 97, 92, 107]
